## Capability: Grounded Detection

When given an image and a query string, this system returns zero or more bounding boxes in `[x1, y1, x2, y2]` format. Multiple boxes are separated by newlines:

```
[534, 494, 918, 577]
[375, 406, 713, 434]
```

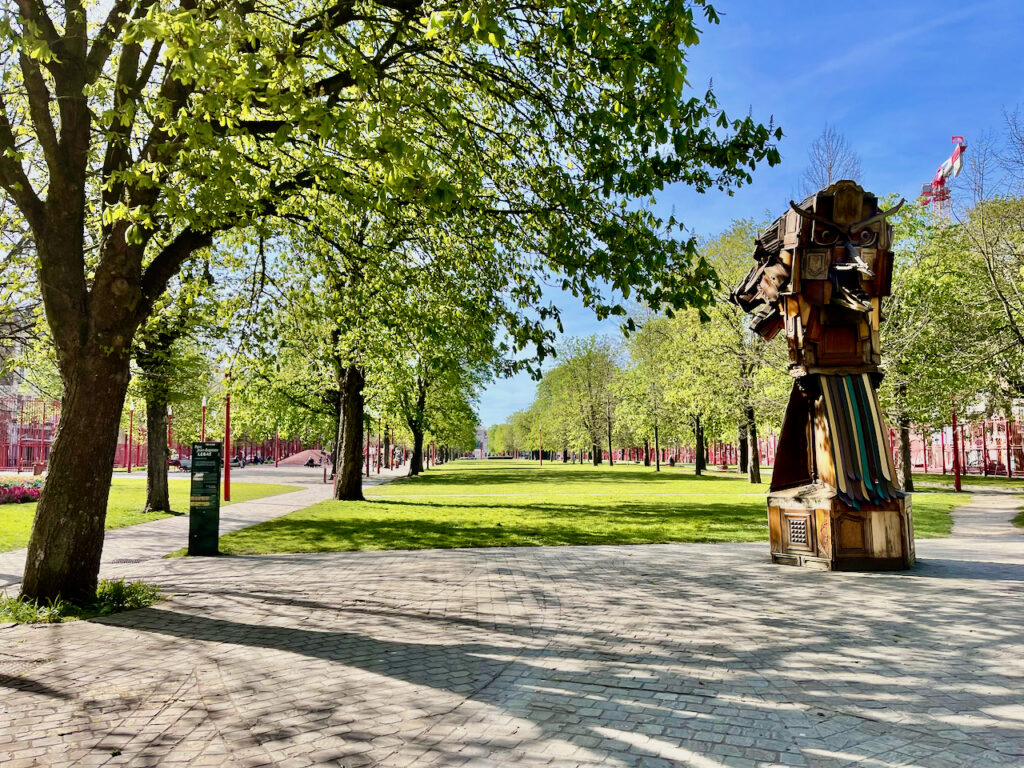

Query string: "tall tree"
[551, 336, 620, 465]
[655, 222, 789, 482]
[802, 124, 863, 195]
[615, 318, 677, 471]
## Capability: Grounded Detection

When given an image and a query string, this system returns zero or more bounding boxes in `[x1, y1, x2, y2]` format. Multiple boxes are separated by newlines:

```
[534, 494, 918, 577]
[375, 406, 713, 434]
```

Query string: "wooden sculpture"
[731, 180, 914, 570]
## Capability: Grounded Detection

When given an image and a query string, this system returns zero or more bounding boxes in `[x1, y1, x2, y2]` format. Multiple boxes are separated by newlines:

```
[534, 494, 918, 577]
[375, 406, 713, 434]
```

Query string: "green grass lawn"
[916, 472, 1024, 490]
[0, 478, 300, 552]
[213, 460, 961, 555]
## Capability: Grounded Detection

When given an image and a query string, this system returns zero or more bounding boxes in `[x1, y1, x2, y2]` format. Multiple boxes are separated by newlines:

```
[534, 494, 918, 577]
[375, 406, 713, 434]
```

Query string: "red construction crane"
[919, 136, 967, 219]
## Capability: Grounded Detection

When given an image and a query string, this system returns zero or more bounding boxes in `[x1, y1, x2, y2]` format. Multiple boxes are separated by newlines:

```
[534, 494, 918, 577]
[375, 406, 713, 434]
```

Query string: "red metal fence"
[1, 396, 59, 472]
[11, 391, 1017, 480]
[897, 418, 1020, 477]
[661, 417, 1021, 477]
[2, 397, 319, 473]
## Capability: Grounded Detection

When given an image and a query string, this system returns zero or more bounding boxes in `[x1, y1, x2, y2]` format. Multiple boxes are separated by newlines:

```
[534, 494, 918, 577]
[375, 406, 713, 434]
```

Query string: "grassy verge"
[0, 578, 160, 623]
[914, 473, 1024, 532]
[916, 472, 1024, 490]
[0, 479, 300, 552]
[212, 461, 961, 555]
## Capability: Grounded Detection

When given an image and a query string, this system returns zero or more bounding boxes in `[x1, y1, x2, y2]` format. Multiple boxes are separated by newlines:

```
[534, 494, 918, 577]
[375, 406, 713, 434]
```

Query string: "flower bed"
[0, 478, 44, 505]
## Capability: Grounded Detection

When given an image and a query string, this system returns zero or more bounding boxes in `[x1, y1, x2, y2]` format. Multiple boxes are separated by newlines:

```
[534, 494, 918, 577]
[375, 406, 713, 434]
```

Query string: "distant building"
[0, 307, 32, 398]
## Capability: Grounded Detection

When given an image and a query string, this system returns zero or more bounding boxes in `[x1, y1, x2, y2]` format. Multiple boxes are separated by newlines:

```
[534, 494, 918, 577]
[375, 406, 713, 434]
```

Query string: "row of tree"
[0, 0, 782, 601]
[488, 218, 789, 484]
[489, 114, 1024, 491]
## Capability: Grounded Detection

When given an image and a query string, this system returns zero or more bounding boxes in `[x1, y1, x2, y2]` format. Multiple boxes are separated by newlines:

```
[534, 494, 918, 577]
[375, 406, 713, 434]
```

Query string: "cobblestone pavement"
[2, 493, 1024, 767]
[0, 466, 407, 590]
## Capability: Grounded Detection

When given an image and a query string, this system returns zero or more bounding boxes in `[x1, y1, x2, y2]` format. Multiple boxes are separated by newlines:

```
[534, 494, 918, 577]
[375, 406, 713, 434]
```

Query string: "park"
[2, 0, 1024, 766]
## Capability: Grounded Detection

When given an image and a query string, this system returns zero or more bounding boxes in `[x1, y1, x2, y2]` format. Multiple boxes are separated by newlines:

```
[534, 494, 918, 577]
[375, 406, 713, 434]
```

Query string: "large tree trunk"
[643, 439, 651, 467]
[745, 404, 761, 484]
[406, 379, 428, 477]
[738, 422, 748, 474]
[591, 442, 601, 466]
[333, 365, 365, 501]
[409, 427, 425, 476]
[562, 440, 568, 463]
[144, 396, 171, 513]
[897, 413, 914, 492]
[22, 350, 132, 603]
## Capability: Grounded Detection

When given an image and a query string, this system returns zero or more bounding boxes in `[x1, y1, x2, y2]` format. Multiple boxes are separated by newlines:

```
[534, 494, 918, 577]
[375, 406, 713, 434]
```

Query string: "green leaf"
[273, 124, 293, 147]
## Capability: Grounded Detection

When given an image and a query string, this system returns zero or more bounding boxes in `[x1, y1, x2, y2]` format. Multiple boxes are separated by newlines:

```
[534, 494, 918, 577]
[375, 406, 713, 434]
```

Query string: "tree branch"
[18, 52, 60, 168]
[13, 0, 60, 49]
[0, 92, 44, 229]
[137, 227, 216, 324]
[85, 0, 144, 83]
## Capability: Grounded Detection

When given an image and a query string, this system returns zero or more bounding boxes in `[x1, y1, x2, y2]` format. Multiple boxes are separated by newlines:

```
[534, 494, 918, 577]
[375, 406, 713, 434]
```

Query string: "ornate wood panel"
[782, 510, 816, 555]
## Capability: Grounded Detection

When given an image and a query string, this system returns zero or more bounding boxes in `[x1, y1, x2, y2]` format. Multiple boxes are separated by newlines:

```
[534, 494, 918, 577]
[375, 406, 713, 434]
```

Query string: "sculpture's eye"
[853, 228, 878, 246]
[813, 227, 837, 245]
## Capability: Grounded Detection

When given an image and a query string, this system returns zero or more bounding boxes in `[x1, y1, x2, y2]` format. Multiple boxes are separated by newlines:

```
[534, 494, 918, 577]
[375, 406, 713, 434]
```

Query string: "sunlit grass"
[917, 472, 1024, 489]
[0, 479, 300, 552]
[0, 578, 161, 623]
[215, 460, 961, 555]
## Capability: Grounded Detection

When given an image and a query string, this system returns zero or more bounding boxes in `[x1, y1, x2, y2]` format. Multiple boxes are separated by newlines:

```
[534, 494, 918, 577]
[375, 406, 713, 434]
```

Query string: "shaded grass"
[0, 479, 300, 552]
[215, 461, 962, 555]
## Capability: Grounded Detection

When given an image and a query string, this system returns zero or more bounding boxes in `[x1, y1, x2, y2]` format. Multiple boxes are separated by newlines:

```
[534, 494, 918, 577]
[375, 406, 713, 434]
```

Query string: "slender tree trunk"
[643, 439, 651, 467]
[898, 413, 914, 492]
[22, 350, 132, 603]
[607, 420, 614, 466]
[694, 416, 705, 475]
[745, 404, 761, 484]
[144, 396, 171, 513]
[654, 423, 661, 472]
[562, 440, 568, 463]
[738, 422, 748, 474]
[334, 365, 365, 501]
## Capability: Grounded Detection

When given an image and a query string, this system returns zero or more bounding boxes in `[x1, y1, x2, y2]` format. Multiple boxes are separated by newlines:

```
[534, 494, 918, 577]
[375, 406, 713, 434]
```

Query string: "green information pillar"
[188, 441, 223, 556]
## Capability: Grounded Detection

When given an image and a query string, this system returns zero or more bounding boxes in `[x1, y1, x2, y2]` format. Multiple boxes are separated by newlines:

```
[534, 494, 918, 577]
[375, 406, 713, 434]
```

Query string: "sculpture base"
[767, 484, 914, 571]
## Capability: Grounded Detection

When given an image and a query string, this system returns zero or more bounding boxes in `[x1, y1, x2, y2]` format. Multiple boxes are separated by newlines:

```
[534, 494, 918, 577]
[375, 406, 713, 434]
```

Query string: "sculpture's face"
[729, 180, 904, 372]
[799, 181, 892, 252]
[809, 218, 878, 247]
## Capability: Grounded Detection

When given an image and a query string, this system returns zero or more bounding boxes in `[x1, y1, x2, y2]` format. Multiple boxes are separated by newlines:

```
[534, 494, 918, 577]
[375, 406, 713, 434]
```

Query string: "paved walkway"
[2, 492, 1023, 767]
[0, 465, 409, 590]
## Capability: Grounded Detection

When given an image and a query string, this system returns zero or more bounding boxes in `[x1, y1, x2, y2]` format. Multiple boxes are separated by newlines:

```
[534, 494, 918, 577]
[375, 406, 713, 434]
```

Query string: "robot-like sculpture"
[731, 181, 914, 570]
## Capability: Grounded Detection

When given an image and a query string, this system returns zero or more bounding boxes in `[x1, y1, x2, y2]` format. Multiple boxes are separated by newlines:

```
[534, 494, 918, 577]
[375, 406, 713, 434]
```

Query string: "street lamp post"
[201, 396, 207, 441]
[224, 377, 231, 501]
[16, 398, 24, 474]
[952, 409, 962, 493]
[127, 401, 135, 474]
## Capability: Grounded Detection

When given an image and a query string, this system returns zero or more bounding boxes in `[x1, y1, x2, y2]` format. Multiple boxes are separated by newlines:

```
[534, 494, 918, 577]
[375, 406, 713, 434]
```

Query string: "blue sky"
[478, 0, 1024, 427]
